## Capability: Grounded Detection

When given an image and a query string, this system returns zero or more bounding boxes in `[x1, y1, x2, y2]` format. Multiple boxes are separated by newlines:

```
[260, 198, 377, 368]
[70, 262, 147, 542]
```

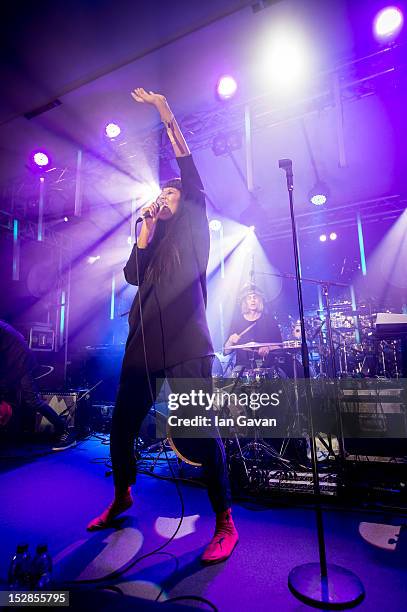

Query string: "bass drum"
[266, 351, 316, 378]
[139, 405, 204, 467]
[167, 437, 203, 467]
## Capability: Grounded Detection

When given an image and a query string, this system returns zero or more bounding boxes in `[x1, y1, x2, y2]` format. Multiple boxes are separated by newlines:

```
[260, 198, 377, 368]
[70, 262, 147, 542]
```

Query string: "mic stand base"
[288, 562, 365, 609]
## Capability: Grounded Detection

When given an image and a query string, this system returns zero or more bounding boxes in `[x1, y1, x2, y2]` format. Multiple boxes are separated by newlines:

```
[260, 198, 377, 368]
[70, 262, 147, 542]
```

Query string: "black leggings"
[110, 356, 231, 513]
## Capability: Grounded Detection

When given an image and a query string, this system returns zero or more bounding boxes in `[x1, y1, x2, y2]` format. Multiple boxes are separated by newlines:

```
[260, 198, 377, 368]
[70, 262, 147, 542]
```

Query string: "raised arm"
[131, 88, 190, 158]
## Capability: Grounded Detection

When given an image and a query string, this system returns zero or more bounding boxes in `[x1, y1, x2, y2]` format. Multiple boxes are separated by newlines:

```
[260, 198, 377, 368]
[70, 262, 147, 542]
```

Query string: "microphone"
[135, 198, 164, 224]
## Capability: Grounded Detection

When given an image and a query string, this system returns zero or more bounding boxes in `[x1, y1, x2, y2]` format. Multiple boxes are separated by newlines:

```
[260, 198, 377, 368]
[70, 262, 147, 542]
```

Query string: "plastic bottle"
[8, 544, 31, 589]
[31, 544, 53, 589]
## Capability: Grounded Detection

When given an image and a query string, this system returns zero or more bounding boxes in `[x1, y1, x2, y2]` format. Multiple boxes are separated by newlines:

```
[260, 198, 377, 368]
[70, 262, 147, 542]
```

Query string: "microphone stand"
[278, 159, 364, 608]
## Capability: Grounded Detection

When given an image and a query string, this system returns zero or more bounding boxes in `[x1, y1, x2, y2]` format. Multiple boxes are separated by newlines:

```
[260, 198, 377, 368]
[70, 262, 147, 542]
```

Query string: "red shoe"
[201, 508, 239, 564]
[87, 495, 133, 531]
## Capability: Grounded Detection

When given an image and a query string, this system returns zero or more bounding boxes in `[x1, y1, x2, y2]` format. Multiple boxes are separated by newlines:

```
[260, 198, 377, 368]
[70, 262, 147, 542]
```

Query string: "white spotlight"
[209, 219, 222, 231]
[261, 29, 312, 91]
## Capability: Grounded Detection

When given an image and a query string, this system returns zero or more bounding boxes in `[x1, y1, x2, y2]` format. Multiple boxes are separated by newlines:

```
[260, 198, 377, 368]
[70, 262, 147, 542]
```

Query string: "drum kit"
[210, 339, 309, 471]
[206, 305, 404, 476]
[148, 305, 404, 480]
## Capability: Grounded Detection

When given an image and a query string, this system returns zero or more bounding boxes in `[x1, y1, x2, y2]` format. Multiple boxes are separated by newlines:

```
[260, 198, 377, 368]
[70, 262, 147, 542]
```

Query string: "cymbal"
[231, 341, 282, 350]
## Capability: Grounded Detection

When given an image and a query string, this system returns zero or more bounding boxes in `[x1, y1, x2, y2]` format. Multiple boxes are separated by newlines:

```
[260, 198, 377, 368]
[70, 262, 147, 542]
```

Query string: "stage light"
[319, 234, 327, 242]
[374, 6, 403, 40]
[212, 134, 228, 156]
[261, 29, 312, 91]
[63, 217, 69, 222]
[226, 131, 242, 151]
[209, 219, 222, 231]
[105, 122, 121, 139]
[308, 181, 329, 206]
[87, 255, 101, 264]
[212, 131, 242, 156]
[32, 151, 50, 167]
[39, 177, 45, 183]
[135, 182, 161, 204]
[216, 75, 238, 100]
[330, 232, 337, 241]
[311, 194, 327, 206]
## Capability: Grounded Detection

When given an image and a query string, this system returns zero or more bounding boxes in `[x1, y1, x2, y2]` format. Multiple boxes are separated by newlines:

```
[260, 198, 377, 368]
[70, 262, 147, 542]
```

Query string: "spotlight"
[105, 122, 121, 139]
[308, 181, 329, 206]
[374, 6, 403, 40]
[226, 131, 242, 151]
[63, 217, 69, 223]
[209, 219, 222, 231]
[212, 134, 228, 156]
[32, 151, 50, 168]
[87, 255, 101, 264]
[319, 234, 327, 242]
[212, 131, 242, 156]
[261, 30, 312, 90]
[216, 75, 238, 100]
[329, 232, 337, 241]
[135, 182, 161, 205]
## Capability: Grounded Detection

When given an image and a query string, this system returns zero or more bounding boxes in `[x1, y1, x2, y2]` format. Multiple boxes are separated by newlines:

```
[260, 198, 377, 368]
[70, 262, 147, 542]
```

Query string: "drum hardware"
[228, 346, 308, 468]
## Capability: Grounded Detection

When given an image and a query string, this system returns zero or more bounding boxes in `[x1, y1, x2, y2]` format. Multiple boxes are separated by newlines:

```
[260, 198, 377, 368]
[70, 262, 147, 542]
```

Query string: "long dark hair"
[143, 179, 184, 285]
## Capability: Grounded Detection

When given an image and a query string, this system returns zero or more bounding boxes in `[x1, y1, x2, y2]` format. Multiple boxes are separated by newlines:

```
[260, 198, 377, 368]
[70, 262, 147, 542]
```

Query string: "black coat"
[121, 155, 214, 378]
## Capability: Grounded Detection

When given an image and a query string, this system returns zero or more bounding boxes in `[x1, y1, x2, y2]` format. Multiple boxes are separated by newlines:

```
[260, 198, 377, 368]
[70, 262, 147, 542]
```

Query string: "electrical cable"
[161, 595, 218, 611]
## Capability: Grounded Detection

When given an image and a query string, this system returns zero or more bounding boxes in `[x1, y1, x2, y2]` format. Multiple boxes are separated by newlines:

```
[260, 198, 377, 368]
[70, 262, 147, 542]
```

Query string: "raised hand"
[131, 87, 167, 108]
[131, 87, 190, 158]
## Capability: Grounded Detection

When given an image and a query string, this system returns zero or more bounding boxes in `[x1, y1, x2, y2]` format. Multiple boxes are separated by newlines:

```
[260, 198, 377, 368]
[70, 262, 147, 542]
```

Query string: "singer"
[88, 88, 238, 564]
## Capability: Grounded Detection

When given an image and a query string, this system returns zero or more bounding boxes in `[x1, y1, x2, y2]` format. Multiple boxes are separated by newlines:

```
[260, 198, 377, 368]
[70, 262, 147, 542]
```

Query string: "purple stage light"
[374, 6, 403, 39]
[319, 234, 327, 242]
[330, 232, 337, 241]
[216, 75, 238, 100]
[33, 151, 50, 167]
[105, 122, 121, 139]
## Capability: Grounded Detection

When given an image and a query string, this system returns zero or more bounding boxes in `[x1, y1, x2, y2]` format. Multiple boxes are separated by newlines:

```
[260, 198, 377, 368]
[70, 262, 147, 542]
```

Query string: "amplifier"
[340, 386, 407, 456]
[35, 392, 86, 433]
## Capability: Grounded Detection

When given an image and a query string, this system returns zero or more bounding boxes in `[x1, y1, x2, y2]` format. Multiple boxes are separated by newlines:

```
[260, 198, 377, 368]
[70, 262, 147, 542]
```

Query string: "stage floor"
[1, 437, 407, 611]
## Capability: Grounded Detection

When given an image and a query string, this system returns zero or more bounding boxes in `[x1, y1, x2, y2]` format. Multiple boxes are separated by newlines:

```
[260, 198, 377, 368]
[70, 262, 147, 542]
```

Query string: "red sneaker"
[201, 508, 239, 564]
[87, 495, 133, 531]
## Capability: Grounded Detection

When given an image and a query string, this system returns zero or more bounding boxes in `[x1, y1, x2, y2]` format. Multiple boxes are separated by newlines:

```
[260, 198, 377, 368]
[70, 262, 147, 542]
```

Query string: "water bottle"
[8, 544, 31, 589]
[31, 544, 53, 590]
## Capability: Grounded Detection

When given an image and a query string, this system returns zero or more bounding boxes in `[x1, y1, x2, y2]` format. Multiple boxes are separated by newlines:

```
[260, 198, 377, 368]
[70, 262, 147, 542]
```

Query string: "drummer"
[224, 284, 282, 368]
